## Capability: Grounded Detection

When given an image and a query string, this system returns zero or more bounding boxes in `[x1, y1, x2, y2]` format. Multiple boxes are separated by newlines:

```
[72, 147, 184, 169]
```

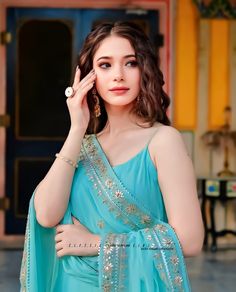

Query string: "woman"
[20, 21, 204, 291]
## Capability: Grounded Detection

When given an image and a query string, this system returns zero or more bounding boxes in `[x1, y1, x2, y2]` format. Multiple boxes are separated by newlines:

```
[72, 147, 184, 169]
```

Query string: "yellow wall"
[174, 0, 198, 130]
[209, 20, 230, 129]
[174, 1, 231, 130]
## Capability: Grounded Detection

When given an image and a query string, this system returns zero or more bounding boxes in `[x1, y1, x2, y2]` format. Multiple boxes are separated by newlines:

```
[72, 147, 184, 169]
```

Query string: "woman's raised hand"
[66, 67, 96, 132]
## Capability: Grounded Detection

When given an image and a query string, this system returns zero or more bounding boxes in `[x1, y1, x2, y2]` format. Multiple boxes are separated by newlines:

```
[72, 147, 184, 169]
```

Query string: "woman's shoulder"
[152, 123, 182, 139]
[150, 123, 186, 153]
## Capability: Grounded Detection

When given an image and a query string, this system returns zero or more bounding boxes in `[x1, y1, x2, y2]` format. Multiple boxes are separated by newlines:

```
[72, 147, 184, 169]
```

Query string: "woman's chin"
[104, 99, 136, 108]
[105, 103, 134, 111]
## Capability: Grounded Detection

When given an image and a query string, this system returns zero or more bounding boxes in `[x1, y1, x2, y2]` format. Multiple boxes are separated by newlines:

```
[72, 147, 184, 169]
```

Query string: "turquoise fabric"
[20, 134, 191, 291]
[112, 143, 168, 222]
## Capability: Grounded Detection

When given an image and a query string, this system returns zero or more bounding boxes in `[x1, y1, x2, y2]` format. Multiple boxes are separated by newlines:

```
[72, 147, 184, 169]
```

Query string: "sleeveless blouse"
[112, 141, 168, 222]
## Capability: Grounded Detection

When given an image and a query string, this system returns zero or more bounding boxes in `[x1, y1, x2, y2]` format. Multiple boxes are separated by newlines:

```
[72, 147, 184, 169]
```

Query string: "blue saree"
[20, 134, 191, 291]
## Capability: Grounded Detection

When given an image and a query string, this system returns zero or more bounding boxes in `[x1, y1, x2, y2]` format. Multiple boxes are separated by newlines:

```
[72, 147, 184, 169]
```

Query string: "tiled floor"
[0, 250, 21, 292]
[185, 248, 236, 292]
[0, 248, 236, 292]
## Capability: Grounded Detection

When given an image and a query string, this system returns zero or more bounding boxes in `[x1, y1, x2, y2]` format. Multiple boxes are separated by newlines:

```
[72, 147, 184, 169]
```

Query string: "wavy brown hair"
[77, 21, 171, 134]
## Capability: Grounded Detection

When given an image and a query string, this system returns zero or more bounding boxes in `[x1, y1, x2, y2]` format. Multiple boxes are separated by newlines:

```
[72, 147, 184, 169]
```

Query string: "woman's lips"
[109, 87, 129, 95]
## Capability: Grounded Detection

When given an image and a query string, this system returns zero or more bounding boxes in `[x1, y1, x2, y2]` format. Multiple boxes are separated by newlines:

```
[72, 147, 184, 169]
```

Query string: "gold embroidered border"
[20, 214, 30, 291]
[151, 224, 186, 291]
[101, 233, 128, 292]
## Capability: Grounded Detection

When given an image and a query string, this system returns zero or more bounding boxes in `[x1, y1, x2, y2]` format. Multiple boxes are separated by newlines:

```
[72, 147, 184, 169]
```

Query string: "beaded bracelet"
[55, 153, 78, 168]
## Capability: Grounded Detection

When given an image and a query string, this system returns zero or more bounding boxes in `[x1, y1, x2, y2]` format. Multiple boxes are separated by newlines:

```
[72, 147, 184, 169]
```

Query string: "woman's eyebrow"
[96, 54, 136, 62]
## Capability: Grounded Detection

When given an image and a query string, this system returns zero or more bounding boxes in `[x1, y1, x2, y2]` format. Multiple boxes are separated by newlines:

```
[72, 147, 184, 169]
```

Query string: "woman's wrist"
[58, 128, 84, 162]
[94, 234, 101, 256]
[69, 126, 86, 136]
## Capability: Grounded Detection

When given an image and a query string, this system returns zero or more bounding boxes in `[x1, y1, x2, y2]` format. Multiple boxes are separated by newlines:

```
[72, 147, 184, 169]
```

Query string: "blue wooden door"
[6, 8, 159, 234]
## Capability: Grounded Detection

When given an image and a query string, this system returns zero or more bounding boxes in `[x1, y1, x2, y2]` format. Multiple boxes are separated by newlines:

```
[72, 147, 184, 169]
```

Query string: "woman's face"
[92, 35, 141, 108]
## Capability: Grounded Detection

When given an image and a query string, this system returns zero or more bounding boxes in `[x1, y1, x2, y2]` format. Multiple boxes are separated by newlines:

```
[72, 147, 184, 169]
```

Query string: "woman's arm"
[34, 67, 96, 228]
[34, 128, 84, 228]
[151, 126, 204, 257]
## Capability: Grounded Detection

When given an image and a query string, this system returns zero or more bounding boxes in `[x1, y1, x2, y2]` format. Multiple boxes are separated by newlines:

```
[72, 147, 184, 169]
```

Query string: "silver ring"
[65, 86, 75, 98]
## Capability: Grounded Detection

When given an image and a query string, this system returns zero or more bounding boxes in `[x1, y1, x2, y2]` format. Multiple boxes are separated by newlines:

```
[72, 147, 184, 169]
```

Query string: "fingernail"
[76, 65, 79, 71]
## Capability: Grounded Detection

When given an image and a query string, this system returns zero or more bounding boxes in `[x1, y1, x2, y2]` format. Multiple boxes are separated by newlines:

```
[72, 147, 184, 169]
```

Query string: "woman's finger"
[68, 69, 95, 103]
[73, 70, 95, 92]
[55, 241, 64, 251]
[72, 66, 81, 89]
[72, 216, 81, 225]
[55, 224, 70, 234]
[77, 70, 96, 89]
[79, 74, 96, 91]
[56, 247, 65, 258]
[68, 82, 94, 105]
[77, 83, 94, 102]
[55, 232, 63, 243]
[55, 225, 63, 234]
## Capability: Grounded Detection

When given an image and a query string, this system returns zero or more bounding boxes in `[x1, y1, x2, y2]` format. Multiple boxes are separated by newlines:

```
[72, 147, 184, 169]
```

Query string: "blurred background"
[0, 0, 236, 291]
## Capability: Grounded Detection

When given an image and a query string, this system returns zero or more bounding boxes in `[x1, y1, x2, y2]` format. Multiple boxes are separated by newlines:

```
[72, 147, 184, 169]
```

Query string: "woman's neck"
[99, 104, 144, 137]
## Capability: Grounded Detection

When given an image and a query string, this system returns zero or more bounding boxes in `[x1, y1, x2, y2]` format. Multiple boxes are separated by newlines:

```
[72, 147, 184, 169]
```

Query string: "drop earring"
[92, 87, 101, 117]
[136, 95, 141, 104]
[136, 95, 142, 115]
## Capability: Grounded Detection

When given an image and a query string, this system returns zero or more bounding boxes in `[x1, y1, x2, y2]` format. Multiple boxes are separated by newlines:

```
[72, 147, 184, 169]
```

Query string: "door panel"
[18, 19, 72, 138]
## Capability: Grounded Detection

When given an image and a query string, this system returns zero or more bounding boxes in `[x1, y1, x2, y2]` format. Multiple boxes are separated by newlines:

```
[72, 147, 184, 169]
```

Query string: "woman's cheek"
[96, 75, 106, 90]
[95, 80, 104, 97]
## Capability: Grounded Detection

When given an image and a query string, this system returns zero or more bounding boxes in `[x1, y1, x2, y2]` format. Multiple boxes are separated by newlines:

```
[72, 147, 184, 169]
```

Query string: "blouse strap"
[146, 127, 160, 147]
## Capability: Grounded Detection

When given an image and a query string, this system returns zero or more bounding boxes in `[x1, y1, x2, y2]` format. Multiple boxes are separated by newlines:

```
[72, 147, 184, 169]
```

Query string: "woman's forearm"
[34, 127, 85, 227]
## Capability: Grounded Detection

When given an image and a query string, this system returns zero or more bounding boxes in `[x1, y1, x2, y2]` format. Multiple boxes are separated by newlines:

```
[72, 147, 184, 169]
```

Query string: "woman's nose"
[114, 75, 124, 82]
[113, 67, 124, 82]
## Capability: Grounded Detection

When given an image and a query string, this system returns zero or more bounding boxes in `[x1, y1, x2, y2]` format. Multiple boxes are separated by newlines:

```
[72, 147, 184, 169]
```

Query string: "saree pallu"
[20, 134, 191, 291]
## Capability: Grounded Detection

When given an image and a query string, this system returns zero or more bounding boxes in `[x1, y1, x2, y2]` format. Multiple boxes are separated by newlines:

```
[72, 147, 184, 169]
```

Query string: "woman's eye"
[126, 60, 138, 67]
[99, 63, 111, 69]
